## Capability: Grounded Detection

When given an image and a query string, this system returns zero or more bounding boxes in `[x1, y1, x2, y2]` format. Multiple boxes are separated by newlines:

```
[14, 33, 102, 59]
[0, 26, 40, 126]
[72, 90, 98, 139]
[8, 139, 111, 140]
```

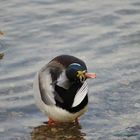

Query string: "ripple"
[132, 2, 140, 6]
[0, 0, 140, 139]
[115, 9, 140, 15]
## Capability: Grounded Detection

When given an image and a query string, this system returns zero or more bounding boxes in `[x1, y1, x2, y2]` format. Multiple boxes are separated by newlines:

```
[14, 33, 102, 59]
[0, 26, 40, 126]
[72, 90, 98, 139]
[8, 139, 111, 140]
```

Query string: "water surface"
[0, 0, 140, 139]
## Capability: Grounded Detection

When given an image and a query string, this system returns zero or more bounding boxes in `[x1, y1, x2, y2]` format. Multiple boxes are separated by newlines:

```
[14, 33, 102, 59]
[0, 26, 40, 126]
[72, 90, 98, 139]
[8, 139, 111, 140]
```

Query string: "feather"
[57, 70, 70, 89]
[38, 64, 65, 105]
[38, 69, 56, 105]
[72, 82, 88, 107]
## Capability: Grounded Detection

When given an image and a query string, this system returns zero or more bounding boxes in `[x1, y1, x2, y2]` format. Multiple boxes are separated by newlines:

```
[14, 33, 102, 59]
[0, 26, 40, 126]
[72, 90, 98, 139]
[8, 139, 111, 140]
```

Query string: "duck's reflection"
[31, 122, 86, 140]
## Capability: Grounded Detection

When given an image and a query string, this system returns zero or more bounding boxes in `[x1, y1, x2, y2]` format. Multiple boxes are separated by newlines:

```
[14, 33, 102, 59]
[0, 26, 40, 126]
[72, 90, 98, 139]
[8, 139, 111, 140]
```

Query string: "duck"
[33, 55, 96, 124]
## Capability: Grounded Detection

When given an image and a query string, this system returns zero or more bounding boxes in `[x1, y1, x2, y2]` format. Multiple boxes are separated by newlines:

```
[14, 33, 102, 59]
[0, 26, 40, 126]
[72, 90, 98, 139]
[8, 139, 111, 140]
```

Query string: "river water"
[0, 0, 140, 139]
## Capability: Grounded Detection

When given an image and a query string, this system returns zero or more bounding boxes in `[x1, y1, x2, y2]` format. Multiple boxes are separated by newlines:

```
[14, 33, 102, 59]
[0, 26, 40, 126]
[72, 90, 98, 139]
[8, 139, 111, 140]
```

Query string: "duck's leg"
[48, 118, 55, 125]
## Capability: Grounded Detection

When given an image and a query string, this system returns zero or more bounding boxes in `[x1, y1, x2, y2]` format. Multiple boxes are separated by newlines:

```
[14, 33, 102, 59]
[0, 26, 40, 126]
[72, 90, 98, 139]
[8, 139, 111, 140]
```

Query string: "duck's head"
[66, 63, 96, 83]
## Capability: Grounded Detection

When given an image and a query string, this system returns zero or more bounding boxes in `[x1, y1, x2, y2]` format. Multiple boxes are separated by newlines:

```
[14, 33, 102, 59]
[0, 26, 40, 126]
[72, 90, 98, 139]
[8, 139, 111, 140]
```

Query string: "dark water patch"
[0, 110, 8, 122]
[58, 9, 91, 17]
[30, 0, 61, 5]
[117, 21, 137, 29]
[96, 43, 118, 56]
[95, 14, 120, 26]
[131, 2, 140, 7]
[64, 34, 87, 44]
[46, 23, 70, 33]
[82, 14, 120, 27]
[131, 80, 140, 90]
[93, 31, 120, 45]
[115, 9, 140, 15]
[118, 31, 140, 45]
[114, 125, 140, 138]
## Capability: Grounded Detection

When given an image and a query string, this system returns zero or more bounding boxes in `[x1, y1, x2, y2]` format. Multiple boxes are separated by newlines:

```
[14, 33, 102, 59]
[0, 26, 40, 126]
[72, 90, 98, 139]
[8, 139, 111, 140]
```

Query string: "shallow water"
[0, 0, 140, 139]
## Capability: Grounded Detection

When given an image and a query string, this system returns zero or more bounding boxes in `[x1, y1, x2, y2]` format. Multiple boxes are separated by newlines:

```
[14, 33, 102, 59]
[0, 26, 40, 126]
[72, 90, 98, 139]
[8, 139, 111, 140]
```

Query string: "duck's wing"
[36, 63, 64, 105]
[38, 69, 56, 105]
[72, 82, 88, 107]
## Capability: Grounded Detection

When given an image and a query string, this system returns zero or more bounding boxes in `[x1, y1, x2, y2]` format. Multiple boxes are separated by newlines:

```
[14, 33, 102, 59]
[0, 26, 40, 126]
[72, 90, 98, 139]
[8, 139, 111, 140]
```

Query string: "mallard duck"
[33, 55, 96, 124]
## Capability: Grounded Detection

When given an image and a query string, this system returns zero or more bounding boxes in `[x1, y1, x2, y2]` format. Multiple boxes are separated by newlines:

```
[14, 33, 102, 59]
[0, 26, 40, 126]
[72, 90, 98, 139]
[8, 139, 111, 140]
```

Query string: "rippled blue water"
[0, 0, 140, 139]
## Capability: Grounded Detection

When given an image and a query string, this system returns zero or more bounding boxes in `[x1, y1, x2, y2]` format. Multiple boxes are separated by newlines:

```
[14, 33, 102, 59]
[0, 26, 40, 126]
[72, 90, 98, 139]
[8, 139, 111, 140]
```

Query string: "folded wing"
[72, 82, 88, 107]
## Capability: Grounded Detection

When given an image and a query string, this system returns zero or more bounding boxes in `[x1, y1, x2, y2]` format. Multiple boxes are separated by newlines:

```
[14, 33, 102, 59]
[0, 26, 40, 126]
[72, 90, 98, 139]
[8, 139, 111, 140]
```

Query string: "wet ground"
[0, 0, 140, 139]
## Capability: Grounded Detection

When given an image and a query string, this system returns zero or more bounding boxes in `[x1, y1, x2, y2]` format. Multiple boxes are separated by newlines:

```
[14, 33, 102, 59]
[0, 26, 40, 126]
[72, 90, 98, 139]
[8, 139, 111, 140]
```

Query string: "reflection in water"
[31, 122, 86, 140]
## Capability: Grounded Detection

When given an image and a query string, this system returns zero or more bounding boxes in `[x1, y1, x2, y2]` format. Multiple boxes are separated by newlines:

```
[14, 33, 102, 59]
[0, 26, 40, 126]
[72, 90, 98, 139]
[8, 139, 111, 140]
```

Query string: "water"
[0, 0, 140, 139]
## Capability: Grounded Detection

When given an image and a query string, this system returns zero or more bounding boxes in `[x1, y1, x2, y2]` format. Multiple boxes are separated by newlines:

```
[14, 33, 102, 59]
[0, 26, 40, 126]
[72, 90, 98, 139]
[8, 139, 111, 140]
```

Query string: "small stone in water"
[0, 53, 4, 60]
[120, 79, 130, 86]
[0, 31, 4, 36]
